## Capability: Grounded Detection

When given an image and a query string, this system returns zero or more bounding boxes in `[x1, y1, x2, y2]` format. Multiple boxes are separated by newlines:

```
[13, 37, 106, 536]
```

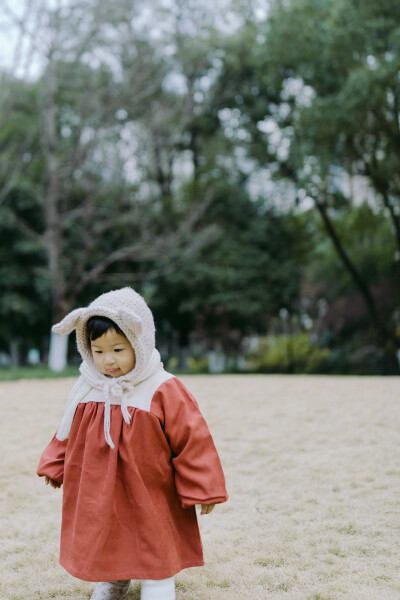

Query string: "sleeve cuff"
[180, 493, 229, 508]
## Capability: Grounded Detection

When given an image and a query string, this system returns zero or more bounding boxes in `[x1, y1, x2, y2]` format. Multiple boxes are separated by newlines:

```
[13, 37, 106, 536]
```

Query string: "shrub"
[247, 333, 331, 374]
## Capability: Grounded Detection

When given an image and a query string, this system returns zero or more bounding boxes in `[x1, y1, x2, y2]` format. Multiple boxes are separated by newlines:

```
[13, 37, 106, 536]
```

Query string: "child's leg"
[140, 576, 175, 600]
[90, 580, 131, 600]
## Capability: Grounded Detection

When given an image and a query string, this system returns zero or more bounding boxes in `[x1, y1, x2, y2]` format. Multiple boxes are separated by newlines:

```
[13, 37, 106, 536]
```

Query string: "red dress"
[37, 376, 228, 582]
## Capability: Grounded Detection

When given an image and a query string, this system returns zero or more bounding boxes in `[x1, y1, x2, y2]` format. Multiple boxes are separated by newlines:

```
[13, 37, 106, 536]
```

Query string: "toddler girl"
[37, 287, 228, 600]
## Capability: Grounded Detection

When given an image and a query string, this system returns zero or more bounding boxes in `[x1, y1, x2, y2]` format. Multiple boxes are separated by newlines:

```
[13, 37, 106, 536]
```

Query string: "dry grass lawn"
[0, 375, 399, 600]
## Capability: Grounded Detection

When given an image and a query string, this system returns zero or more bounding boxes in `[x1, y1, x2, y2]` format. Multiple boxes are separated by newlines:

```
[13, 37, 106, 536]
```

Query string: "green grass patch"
[0, 366, 79, 381]
[338, 523, 357, 535]
[255, 557, 285, 568]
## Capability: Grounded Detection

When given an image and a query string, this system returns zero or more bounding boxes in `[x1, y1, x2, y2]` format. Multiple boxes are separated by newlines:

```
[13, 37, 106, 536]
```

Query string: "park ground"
[0, 375, 399, 600]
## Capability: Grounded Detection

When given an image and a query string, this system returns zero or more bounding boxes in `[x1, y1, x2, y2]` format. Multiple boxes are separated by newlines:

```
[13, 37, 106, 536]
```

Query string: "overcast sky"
[0, 0, 269, 80]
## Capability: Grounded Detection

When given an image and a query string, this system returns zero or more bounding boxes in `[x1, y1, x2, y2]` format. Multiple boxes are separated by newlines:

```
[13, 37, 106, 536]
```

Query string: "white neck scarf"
[56, 349, 162, 449]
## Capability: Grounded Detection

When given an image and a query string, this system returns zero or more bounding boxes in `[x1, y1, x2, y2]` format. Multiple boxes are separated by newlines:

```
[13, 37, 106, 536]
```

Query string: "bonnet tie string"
[102, 380, 136, 449]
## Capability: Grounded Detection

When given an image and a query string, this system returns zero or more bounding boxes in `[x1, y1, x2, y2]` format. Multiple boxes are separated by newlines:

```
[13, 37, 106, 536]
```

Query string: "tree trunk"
[313, 195, 400, 358]
[381, 190, 400, 256]
[44, 53, 69, 370]
[48, 331, 69, 372]
[9, 340, 20, 369]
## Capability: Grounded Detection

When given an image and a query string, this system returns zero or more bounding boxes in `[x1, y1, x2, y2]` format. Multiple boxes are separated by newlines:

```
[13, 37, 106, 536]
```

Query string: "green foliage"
[247, 333, 331, 374]
[150, 185, 306, 351]
[214, 0, 400, 367]
[186, 355, 209, 374]
[264, 0, 400, 202]
[303, 203, 397, 300]
[0, 191, 49, 350]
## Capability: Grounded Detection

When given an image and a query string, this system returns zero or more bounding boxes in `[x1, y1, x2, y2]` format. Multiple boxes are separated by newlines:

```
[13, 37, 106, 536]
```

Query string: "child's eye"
[114, 349, 123, 353]
[94, 350, 102, 354]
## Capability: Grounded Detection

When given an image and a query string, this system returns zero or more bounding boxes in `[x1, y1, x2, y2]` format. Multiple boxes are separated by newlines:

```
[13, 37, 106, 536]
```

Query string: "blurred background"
[0, 0, 399, 376]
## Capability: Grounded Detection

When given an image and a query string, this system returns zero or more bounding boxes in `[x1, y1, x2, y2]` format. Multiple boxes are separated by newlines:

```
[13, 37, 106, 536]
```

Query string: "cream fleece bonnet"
[53, 287, 162, 448]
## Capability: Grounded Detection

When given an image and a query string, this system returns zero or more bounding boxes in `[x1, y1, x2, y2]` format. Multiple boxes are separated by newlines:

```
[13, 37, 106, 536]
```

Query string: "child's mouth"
[107, 368, 120, 375]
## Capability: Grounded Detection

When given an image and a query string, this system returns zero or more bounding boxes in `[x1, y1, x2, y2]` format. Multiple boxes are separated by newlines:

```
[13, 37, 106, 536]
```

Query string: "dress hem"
[60, 559, 205, 582]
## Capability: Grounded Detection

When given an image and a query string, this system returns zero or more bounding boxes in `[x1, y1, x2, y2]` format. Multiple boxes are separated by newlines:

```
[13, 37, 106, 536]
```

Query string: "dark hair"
[86, 316, 124, 345]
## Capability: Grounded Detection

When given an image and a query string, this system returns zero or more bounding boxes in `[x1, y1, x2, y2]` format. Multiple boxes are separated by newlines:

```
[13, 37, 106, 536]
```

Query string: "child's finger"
[45, 476, 60, 489]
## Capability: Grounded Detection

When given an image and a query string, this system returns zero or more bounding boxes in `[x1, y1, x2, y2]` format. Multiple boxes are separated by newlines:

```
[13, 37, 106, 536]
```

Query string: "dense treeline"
[0, 0, 399, 373]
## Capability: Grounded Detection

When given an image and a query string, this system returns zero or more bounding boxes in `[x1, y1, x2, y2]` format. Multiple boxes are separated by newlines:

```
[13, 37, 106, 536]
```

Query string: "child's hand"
[44, 475, 62, 489]
[200, 504, 215, 515]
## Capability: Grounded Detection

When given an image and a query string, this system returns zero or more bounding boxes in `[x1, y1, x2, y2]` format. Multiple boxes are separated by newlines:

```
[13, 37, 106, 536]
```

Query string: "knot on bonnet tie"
[101, 379, 135, 449]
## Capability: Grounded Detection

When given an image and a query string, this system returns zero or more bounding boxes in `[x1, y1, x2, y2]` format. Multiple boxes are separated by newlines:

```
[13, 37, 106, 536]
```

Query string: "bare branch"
[13, 213, 45, 245]
[83, 223, 220, 285]
[73, 188, 217, 294]
[0, 0, 45, 80]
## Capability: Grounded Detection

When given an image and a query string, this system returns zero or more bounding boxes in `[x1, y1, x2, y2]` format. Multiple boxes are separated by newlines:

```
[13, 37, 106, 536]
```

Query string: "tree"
[215, 1, 400, 368]
[150, 182, 305, 362]
[0, 0, 220, 369]
[0, 187, 50, 365]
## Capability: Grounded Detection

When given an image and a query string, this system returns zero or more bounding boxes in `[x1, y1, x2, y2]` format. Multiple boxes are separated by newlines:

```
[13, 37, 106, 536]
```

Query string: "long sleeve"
[151, 378, 228, 508]
[37, 434, 68, 484]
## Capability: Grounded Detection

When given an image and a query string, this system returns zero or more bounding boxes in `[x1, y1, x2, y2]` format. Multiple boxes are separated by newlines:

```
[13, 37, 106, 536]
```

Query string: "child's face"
[90, 328, 136, 377]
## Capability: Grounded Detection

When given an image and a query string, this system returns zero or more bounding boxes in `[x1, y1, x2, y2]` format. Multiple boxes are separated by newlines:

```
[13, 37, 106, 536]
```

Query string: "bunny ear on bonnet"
[52, 307, 86, 335]
[118, 308, 143, 336]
